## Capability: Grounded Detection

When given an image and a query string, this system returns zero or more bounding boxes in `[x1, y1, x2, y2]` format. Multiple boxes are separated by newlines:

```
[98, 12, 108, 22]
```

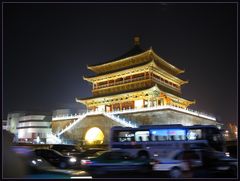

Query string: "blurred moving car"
[27, 151, 57, 170]
[10, 146, 64, 177]
[152, 149, 237, 178]
[34, 149, 79, 169]
[28, 154, 88, 178]
[19, 150, 91, 179]
[76, 148, 106, 159]
[50, 144, 82, 156]
[152, 149, 200, 178]
[199, 149, 237, 178]
[226, 145, 237, 158]
[81, 150, 151, 175]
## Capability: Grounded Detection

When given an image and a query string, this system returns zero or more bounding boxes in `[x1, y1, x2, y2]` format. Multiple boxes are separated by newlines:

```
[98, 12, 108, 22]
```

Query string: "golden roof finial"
[133, 36, 140, 45]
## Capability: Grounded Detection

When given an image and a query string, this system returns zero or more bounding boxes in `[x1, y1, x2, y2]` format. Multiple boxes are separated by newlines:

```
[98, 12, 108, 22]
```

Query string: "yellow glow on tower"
[85, 127, 104, 144]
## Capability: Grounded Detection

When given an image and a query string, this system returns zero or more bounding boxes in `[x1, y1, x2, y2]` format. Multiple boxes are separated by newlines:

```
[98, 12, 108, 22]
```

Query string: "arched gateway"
[85, 127, 104, 144]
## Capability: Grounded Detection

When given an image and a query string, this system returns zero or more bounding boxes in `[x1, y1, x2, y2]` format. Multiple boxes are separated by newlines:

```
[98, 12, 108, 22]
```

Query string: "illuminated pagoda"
[51, 37, 219, 145]
[76, 37, 195, 112]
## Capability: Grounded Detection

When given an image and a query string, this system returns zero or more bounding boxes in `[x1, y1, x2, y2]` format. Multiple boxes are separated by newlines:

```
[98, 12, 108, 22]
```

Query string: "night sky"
[3, 3, 237, 126]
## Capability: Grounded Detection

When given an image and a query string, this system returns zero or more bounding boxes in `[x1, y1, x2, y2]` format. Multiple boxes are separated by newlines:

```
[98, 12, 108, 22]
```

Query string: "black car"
[50, 144, 82, 156]
[198, 149, 237, 178]
[76, 148, 107, 159]
[34, 149, 79, 169]
[81, 150, 152, 175]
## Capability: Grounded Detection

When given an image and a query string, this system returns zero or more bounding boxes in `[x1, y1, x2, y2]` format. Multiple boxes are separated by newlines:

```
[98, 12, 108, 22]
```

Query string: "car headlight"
[31, 160, 37, 165]
[69, 157, 77, 162]
[225, 152, 230, 157]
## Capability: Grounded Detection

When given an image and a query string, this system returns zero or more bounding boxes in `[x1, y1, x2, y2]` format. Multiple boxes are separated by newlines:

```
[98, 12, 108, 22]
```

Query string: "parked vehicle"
[152, 148, 237, 178]
[81, 150, 152, 175]
[34, 149, 79, 169]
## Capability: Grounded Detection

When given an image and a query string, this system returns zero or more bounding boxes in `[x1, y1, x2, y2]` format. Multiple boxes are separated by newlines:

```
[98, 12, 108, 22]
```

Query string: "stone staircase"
[46, 133, 62, 144]
[57, 113, 87, 137]
[54, 111, 139, 140]
[103, 112, 138, 128]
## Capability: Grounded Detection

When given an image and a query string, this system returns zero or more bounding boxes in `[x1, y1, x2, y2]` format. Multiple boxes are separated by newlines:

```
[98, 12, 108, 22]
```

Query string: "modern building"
[52, 37, 221, 145]
[7, 112, 26, 135]
[17, 115, 52, 143]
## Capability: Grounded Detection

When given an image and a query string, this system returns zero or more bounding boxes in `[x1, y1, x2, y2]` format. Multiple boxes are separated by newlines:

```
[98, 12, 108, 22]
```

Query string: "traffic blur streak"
[151, 146, 237, 178]
[74, 148, 107, 159]
[34, 148, 80, 169]
[80, 150, 152, 175]
[3, 130, 28, 178]
[3, 131, 237, 179]
[24, 154, 91, 179]
[11, 146, 90, 178]
[192, 149, 237, 178]
[2, 131, 86, 179]
[50, 144, 83, 156]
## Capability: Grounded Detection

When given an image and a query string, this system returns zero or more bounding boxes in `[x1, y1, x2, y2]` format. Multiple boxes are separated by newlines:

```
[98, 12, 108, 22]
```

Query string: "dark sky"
[3, 3, 237, 126]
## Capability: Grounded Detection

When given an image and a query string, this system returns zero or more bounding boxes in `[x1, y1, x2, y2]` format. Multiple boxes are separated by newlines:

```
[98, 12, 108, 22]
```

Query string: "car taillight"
[81, 160, 93, 165]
